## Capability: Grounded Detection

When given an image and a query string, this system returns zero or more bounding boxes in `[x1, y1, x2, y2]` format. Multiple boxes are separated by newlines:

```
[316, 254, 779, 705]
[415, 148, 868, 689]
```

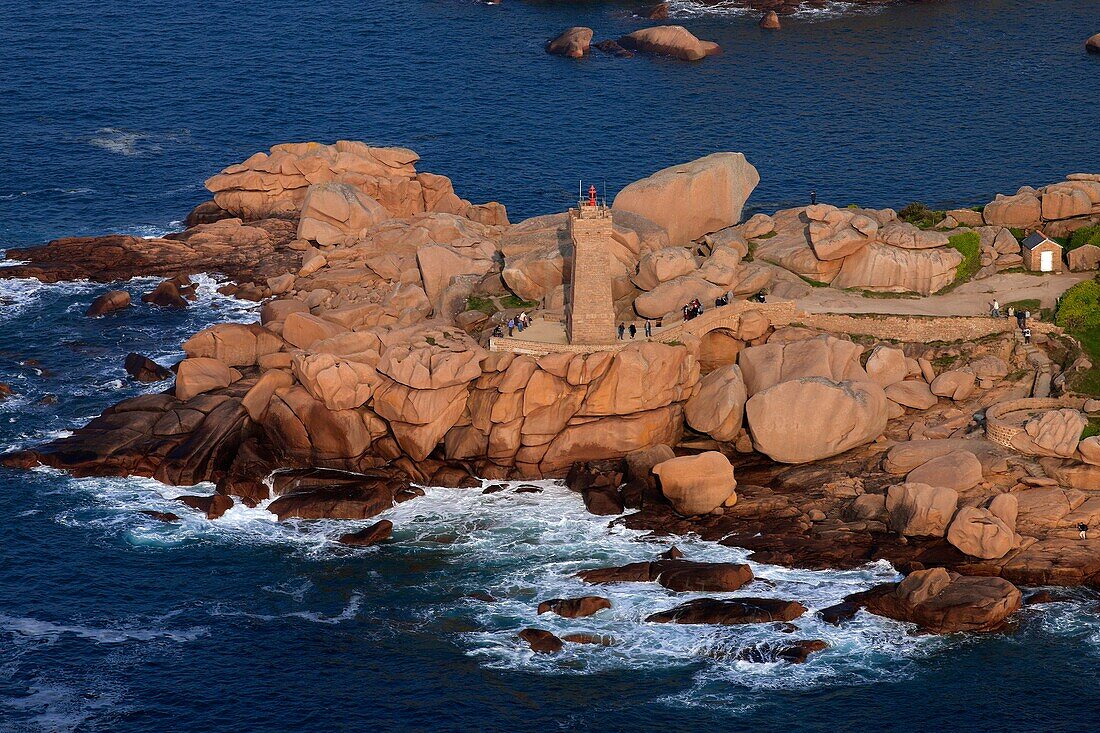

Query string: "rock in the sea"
[85, 290, 131, 317]
[546, 27, 593, 58]
[578, 559, 752, 592]
[124, 353, 172, 382]
[518, 628, 563, 654]
[638, 2, 669, 20]
[338, 519, 393, 546]
[142, 280, 189, 309]
[745, 378, 888, 464]
[652, 451, 736, 515]
[759, 11, 781, 30]
[178, 493, 234, 520]
[267, 471, 397, 520]
[737, 640, 830, 665]
[141, 510, 180, 523]
[886, 482, 959, 537]
[612, 153, 759, 246]
[646, 597, 806, 625]
[537, 596, 612, 618]
[618, 25, 721, 62]
[1088, 33, 1100, 54]
[858, 568, 1022, 634]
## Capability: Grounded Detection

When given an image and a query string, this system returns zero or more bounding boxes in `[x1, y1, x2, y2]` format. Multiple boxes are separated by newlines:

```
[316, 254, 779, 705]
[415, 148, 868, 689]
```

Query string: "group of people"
[989, 298, 1033, 344]
[617, 320, 653, 340]
[683, 299, 704, 321]
[492, 311, 532, 338]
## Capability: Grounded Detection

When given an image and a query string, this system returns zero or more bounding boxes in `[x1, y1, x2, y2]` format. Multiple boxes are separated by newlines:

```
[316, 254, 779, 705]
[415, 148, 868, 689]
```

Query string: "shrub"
[947, 231, 981, 283]
[1055, 280, 1100, 331]
[465, 295, 498, 315]
[899, 202, 946, 230]
[1068, 224, 1100, 252]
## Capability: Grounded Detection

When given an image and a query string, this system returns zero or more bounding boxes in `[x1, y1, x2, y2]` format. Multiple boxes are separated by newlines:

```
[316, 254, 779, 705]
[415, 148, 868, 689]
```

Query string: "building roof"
[1022, 231, 1058, 250]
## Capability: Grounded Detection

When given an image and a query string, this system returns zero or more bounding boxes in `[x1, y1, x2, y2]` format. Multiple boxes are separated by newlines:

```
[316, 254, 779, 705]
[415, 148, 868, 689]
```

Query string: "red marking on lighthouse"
[588, 184, 597, 207]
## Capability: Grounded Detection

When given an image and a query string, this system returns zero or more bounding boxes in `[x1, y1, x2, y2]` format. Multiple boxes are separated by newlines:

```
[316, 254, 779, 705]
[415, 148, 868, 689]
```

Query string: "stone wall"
[985, 396, 1086, 448]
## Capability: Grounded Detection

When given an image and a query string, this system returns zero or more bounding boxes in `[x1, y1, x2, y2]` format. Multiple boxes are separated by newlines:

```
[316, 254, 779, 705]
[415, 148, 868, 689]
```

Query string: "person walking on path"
[1080, 522, 1089, 540]
[990, 298, 999, 318]
[1016, 309, 1026, 329]
[629, 322, 637, 339]
[644, 320, 652, 338]
[1023, 327, 1032, 345]
[617, 322, 625, 340]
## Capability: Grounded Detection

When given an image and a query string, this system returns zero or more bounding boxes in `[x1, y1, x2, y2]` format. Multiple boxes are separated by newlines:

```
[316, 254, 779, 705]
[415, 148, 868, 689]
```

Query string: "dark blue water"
[2, 1, 1099, 730]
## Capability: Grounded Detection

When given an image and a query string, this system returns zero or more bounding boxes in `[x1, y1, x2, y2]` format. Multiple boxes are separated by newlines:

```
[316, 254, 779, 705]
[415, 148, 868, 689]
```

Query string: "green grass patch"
[754, 231, 778, 240]
[848, 288, 920, 299]
[465, 295, 499, 315]
[1083, 417, 1100, 440]
[899, 202, 946, 230]
[499, 294, 539, 310]
[934, 231, 982, 294]
[798, 275, 830, 288]
[1005, 298, 1040, 313]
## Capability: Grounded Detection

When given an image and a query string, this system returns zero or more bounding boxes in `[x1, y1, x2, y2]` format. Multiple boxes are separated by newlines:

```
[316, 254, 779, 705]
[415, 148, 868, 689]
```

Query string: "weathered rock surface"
[886, 482, 959, 537]
[338, 519, 393, 546]
[546, 27, 593, 58]
[653, 451, 736, 515]
[746, 378, 888, 464]
[854, 568, 1022, 633]
[683, 365, 746, 442]
[618, 26, 721, 62]
[613, 153, 759, 246]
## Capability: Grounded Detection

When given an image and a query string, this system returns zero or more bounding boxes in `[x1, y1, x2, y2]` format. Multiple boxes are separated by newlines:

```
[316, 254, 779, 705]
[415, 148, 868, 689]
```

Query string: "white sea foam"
[665, 0, 885, 20]
[0, 613, 207, 644]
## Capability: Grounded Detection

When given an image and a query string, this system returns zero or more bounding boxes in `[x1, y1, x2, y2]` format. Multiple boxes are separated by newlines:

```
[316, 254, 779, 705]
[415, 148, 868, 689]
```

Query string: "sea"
[0, 0, 1098, 731]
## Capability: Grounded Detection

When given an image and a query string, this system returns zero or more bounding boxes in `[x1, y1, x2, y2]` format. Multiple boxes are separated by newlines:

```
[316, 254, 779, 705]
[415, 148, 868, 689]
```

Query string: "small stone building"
[1021, 231, 1063, 273]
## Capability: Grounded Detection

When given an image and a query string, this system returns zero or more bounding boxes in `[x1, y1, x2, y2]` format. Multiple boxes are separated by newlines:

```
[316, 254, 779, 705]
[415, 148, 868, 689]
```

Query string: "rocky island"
[5, 140, 1100, 654]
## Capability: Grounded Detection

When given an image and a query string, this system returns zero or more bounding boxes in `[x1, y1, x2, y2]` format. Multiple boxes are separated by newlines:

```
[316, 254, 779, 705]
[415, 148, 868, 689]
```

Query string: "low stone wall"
[985, 396, 1086, 448]
[490, 299, 1061, 356]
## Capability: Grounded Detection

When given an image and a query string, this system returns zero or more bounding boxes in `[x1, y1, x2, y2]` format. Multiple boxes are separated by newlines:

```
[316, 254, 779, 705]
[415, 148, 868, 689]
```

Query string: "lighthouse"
[565, 184, 617, 345]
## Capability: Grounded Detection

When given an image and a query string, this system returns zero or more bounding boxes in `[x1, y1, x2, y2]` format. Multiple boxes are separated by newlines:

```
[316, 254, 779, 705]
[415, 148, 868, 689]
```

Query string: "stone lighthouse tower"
[566, 185, 617, 345]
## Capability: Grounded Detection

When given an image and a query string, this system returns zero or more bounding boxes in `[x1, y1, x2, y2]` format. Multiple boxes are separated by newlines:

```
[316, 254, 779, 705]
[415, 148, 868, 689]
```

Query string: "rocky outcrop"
[612, 153, 759, 246]
[338, 519, 393, 546]
[124, 353, 171, 382]
[1088, 33, 1100, 54]
[831, 243, 961, 295]
[759, 11, 780, 30]
[546, 27, 593, 58]
[851, 568, 1022, 634]
[297, 182, 391, 245]
[1012, 409, 1087, 458]
[652, 451, 736, 515]
[618, 26, 721, 62]
[578, 559, 753, 593]
[886, 482, 958, 537]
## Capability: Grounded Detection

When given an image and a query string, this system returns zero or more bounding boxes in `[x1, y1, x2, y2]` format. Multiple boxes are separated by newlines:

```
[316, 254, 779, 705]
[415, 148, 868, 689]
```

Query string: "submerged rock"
[86, 290, 131, 317]
[578, 559, 753, 593]
[736, 640, 829, 665]
[646, 597, 807, 625]
[618, 26, 721, 62]
[338, 519, 394, 546]
[546, 27, 593, 58]
[124, 353, 172, 382]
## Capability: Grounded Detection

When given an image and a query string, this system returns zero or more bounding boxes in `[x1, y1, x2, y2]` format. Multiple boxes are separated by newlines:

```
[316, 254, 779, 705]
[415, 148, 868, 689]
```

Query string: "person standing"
[644, 320, 652, 338]
[1023, 327, 1032, 345]
[1079, 522, 1089, 540]
[617, 322, 625, 340]
[507, 318, 515, 336]
[1016, 309, 1026, 329]
[990, 298, 999, 318]
[810, 190, 817, 205]
[629, 322, 637, 339]
[1024, 310, 1031, 325]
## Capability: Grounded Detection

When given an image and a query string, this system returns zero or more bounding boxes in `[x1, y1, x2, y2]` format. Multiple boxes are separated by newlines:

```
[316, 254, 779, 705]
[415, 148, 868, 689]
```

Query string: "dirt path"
[795, 272, 1090, 317]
